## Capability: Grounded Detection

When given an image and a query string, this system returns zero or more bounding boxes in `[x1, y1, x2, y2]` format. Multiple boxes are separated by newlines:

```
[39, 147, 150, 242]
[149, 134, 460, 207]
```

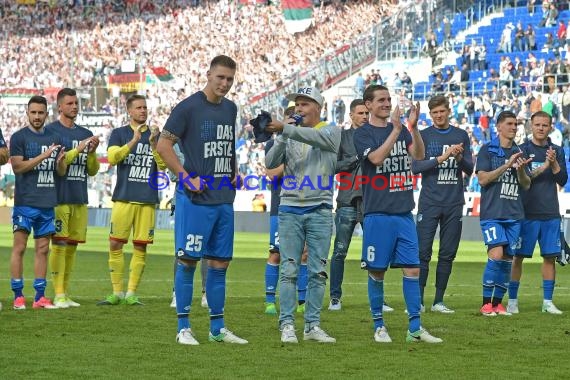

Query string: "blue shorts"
[269, 215, 279, 253]
[174, 189, 234, 261]
[516, 218, 561, 258]
[361, 213, 419, 271]
[480, 219, 521, 255]
[12, 206, 55, 239]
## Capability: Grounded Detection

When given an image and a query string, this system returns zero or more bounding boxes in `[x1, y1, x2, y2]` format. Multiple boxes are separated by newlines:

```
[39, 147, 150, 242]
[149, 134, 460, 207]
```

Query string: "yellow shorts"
[109, 201, 155, 245]
[53, 204, 88, 244]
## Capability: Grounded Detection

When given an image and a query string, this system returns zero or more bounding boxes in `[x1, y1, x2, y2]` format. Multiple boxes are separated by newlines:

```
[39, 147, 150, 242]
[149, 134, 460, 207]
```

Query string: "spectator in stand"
[557, 20, 567, 49]
[525, 24, 537, 51]
[545, 3, 559, 27]
[514, 22, 526, 52]
[527, 0, 536, 15]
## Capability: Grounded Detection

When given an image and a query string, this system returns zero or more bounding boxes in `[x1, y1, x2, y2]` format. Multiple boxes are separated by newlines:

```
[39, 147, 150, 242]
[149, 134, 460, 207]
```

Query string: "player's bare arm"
[157, 131, 204, 193]
[366, 106, 403, 166]
[0, 147, 8, 165]
[478, 151, 523, 187]
[514, 156, 532, 190]
[56, 146, 68, 176]
[11, 143, 61, 174]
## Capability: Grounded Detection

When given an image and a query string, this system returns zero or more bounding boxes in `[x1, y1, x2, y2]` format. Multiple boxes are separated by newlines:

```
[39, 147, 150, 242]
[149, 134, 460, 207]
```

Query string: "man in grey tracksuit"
[265, 87, 341, 344]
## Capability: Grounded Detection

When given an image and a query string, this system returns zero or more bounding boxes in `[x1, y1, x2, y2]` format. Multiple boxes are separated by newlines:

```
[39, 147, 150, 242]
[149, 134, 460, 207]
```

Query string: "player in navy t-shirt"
[508, 111, 567, 314]
[46, 88, 100, 309]
[412, 95, 473, 313]
[9, 95, 67, 310]
[157, 55, 247, 345]
[353, 85, 442, 343]
[475, 111, 531, 316]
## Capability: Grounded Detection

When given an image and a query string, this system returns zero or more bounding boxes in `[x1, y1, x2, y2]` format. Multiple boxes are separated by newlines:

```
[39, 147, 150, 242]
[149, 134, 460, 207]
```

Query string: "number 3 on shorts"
[185, 234, 203, 252]
[367, 246, 375, 262]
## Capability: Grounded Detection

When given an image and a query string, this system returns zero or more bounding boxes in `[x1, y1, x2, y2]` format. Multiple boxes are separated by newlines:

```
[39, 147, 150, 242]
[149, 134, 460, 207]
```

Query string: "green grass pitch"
[0, 226, 568, 379]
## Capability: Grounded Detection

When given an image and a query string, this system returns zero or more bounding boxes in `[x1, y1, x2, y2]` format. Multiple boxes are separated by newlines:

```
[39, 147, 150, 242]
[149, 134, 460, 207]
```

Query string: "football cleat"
[542, 301, 563, 315]
[97, 294, 124, 306]
[265, 302, 277, 315]
[170, 291, 176, 308]
[507, 299, 519, 314]
[54, 296, 70, 309]
[406, 327, 443, 343]
[373, 326, 392, 343]
[125, 295, 144, 306]
[201, 293, 208, 308]
[32, 297, 58, 309]
[209, 328, 248, 344]
[13, 296, 26, 310]
[176, 328, 199, 345]
[493, 304, 512, 316]
[480, 303, 496, 316]
[65, 297, 81, 307]
[382, 302, 394, 312]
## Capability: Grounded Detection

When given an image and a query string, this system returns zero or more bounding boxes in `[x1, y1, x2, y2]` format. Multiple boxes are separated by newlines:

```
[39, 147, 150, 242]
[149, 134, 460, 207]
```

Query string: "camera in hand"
[291, 114, 303, 125]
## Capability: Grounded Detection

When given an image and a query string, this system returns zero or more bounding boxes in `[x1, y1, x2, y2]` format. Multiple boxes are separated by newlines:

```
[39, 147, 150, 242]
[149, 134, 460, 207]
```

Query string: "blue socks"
[508, 280, 520, 300]
[11, 278, 24, 299]
[207, 267, 227, 336]
[367, 275, 384, 330]
[264, 263, 279, 303]
[543, 279, 555, 301]
[482, 259, 500, 302]
[297, 263, 308, 304]
[403, 276, 421, 334]
[33, 278, 47, 302]
[493, 260, 511, 304]
[175, 261, 196, 332]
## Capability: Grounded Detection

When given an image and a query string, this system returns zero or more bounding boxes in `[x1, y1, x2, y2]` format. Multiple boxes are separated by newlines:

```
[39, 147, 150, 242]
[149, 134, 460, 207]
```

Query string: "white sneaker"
[431, 303, 455, 314]
[304, 326, 336, 343]
[373, 326, 392, 343]
[209, 328, 248, 344]
[542, 301, 563, 315]
[65, 297, 81, 307]
[406, 327, 443, 343]
[201, 294, 208, 308]
[328, 299, 341, 311]
[281, 324, 298, 343]
[176, 328, 199, 345]
[507, 299, 519, 314]
[170, 291, 176, 308]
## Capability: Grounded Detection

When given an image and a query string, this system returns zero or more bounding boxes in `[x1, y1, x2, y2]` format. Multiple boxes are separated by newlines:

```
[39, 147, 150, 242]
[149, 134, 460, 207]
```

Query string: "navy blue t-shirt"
[265, 139, 281, 216]
[476, 141, 525, 220]
[46, 121, 94, 204]
[10, 126, 62, 208]
[414, 126, 473, 206]
[108, 125, 160, 204]
[353, 122, 415, 215]
[163, 91, 237, 205]
[520, 140, 567, 220]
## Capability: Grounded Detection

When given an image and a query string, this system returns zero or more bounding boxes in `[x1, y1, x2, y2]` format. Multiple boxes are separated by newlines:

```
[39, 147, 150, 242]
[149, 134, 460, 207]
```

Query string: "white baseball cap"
[286, 87, 324, 107]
